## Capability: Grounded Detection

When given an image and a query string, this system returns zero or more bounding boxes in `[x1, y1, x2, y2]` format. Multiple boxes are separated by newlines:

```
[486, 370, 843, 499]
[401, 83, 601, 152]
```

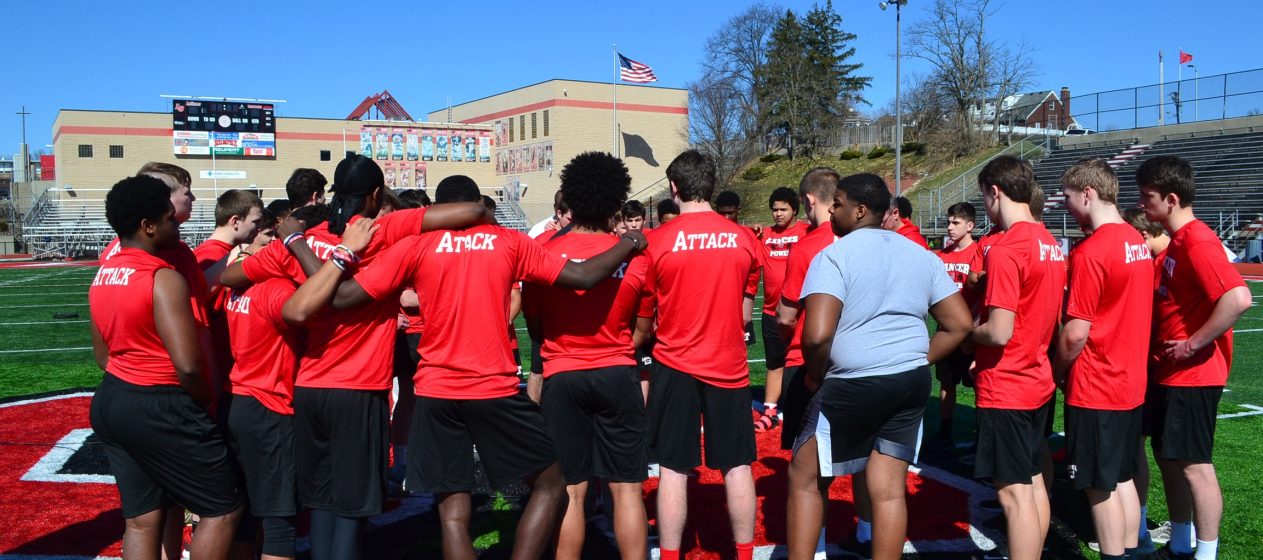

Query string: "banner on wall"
[360, 129, 373, 157]
[478, 132, 490, 162]
[391, 130, 404, 160]
[436, 133, 448, 162]
[464, 134, 476, 163]
[494, 121, 506, 147]
[375, 131, 389, 160]
[416, 163, 427, 191]
[399, 165, 412, 189]
[384, 163, 397, 189]
[450, 133, 462, 162]
[421, 130, 434, 161]
[406, 131, 419, 161]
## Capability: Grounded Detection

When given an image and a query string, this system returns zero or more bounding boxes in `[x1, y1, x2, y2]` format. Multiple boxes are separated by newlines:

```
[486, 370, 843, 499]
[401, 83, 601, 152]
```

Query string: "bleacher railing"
[914, 132, 1053, 232]
[1070, 67, 1263, 133]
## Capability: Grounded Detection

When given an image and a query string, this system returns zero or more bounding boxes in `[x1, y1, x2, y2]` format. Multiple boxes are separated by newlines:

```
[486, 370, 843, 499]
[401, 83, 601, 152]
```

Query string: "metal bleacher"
[1032, 130, 1263, 251]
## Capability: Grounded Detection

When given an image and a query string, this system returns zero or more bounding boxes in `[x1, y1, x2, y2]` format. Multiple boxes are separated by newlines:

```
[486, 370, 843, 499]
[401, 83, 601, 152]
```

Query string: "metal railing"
[913, 132, 1053, 231]
[1070, 67, 1263, 133]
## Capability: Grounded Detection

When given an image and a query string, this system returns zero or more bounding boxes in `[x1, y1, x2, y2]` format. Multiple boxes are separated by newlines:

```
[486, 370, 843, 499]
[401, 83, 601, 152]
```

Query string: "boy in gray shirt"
[786, 173, 973, 560]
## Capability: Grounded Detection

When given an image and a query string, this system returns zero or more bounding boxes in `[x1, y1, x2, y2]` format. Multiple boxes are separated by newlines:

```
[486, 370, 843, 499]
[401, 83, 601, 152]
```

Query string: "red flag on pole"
[1180, 50, 1193, 64]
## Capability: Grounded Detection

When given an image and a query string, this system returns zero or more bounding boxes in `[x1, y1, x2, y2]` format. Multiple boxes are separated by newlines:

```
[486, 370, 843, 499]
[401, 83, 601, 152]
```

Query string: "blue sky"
[4, 0, 1261, 152]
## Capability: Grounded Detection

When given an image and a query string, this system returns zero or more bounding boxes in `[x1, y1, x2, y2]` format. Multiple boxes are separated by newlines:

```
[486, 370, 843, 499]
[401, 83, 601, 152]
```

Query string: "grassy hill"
[725, 143, 1014, 224]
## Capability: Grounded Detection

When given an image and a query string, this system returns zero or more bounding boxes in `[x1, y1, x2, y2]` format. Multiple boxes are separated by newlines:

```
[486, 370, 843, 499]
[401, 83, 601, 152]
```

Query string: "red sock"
[659, 549, 680, 560]
[736, 541, 754, 560]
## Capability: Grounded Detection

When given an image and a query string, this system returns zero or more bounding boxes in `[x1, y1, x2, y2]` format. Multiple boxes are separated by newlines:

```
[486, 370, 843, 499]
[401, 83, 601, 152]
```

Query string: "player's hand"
[621, 230, 648, 251]
[751, 223, 765, 239]
[341, 218, 379, 254]
[544, 219, 560, 232]
[277, 215, 307, 238]
[1162, 339, 1199, 362]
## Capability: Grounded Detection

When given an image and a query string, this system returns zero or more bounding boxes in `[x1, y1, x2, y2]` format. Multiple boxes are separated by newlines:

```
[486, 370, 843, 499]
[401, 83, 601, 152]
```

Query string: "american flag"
[618, 54, 658, 83]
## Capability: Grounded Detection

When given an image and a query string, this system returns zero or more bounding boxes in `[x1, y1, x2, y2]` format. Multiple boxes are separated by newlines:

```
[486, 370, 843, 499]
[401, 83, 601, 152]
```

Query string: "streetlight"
[880, 0, 908, 197]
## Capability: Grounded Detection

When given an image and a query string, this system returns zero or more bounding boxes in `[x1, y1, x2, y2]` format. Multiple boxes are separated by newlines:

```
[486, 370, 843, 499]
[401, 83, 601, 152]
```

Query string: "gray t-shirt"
[801, 227, 959, 379]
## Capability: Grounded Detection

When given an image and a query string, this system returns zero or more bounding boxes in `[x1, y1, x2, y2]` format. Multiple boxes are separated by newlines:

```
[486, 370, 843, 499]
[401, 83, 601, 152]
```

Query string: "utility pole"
[16, 106, 30, 181]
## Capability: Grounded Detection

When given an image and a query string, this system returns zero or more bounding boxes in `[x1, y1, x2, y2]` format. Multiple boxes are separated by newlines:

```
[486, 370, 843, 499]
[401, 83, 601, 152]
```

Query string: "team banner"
[494, 121, 506, 147]
[375, 131, 389, 160]
[450, 132, 463, 162]
[479, 132, 491, 163]
[495, 141, 552, 175]
[463, 133, 477, 163]
[435, 133, 448, 162]
[406, 131, 419, 161]
[416, 162, 427, 190]
[391, 130, 404, 161]
[360, 129, 373, 157]
[399, 164, 413, 189]
[421, 130, 434, 161]
[384, 163, 397, 189]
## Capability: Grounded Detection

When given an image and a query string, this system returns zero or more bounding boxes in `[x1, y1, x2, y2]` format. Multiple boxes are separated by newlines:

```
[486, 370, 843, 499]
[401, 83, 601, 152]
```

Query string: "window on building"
[320, 150, 332, 161]
[78, 145, 93, 158]
[508, 118, 514, 143]
[109, 145, 124, 158]
[543, 110, 550, 136]
[519, 115, 526, 141]
[531, 113, 538, 139]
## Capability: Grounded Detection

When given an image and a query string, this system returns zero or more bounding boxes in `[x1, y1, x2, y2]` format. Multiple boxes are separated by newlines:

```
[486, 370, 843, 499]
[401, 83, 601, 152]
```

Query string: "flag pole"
[608, 42, 613, 156]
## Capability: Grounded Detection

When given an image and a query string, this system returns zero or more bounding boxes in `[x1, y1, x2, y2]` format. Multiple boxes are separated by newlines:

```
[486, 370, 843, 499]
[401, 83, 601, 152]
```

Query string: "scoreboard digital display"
[172, 100, 276, 157]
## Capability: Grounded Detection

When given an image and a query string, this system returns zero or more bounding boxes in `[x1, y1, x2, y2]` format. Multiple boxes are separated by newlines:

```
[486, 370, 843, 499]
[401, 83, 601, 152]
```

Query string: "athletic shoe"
[1149, 520, 1172, 545]
[754, 413, 780, 433]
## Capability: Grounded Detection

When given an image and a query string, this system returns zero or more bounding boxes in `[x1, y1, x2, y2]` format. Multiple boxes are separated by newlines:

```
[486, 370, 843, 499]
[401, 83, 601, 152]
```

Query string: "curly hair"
[560, 152, 630, 230]
[106, 175, 173, 238]
[290, 203, 332, 231]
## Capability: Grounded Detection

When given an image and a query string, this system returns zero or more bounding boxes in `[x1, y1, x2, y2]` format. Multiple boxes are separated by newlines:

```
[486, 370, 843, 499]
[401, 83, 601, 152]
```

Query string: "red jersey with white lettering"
[1151, 219, 1246, 387]
[90, 248, 178, 386]
[523, 233, 650, 377]
[1064, 223, 1154, 409]
[102, 238, 209, 328]
[761, 221, 810, 315]
[240, 208, 428, 390]
[897, 218, 929, 249]
[781, 224, 840, 368]
[974, 221, 1067, 410]
[226, 278, 302, 415]
[938, 241, 980, 310]
[643, 211, 762, 387]
[355, 225, 567, 399]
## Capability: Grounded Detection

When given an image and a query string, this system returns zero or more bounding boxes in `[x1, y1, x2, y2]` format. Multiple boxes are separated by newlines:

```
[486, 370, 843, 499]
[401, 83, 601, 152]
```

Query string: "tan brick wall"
[52, 110, 494, 205]
[427, 79, 689, 223]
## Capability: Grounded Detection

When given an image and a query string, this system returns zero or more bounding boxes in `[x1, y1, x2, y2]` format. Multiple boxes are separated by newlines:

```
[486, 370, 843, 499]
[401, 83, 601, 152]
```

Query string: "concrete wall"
[1057, 114, 1263, 148]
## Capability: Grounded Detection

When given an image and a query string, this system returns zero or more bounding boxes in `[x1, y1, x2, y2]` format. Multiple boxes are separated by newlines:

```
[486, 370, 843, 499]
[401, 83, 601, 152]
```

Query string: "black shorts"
[1143, 384, 1223, 463]
[89, 374, 243, 519]
[1065, 405, 1143, 491]
[293, 387, 389, 518]
[780, 366, 815, 450]
[761, 312, 787, 371]
[797, 367, 930, 476]
[409, 393, 558, 493]
[975, 399, 1052, 484]
[744, 320, 756, 347]
[541, 366, 648, 484]
[935, 346, 973, 387]
[223, 393, 298, 518]
[646, 363, 757, 472]
[394, 331, 421, 381]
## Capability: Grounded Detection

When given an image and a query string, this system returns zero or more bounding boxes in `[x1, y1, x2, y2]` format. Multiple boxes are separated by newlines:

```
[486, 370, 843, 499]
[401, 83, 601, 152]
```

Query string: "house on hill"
[974, 87, 1082, 131]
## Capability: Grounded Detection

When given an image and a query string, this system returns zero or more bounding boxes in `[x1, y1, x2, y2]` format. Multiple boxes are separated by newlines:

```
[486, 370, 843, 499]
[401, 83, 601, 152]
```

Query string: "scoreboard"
[172, 100, 276, 157]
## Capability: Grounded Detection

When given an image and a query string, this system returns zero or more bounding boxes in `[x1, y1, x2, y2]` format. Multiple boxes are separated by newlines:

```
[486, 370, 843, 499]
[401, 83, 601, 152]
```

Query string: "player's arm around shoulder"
[281, 218, 379, 324]
[554, 230, 648, 290]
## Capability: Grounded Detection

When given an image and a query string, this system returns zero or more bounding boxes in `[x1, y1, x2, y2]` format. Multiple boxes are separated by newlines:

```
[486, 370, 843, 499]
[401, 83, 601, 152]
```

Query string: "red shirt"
[90, 248, 178, 386]
[643, 212, 762, 387]
[781, 225, 840, 368]
[938, 241, 980, 310]
[1064, 223, 1154, 409]
[240, 209, 428, 390]
[226, 278, 302, 415]
[194, 238, 236, 377]
[1151, 220, 1246, 387]
[896, 218, 929, 249]
[974, 221, 1067, 410]
[102, 238, 209, 328]
[761, 221, 809, 315]
[523, 233, 650, 377]
[355, 225, 567, 399]
[401, 290, 424, 336]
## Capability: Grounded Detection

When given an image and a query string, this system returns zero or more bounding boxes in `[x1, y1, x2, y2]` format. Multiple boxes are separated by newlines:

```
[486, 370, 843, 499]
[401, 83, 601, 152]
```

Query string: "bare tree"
[989, 37, 1037, 143]
[905, 0, 1038, 154]
[687, 71, 755, 188]
[702, 4, 780, 147]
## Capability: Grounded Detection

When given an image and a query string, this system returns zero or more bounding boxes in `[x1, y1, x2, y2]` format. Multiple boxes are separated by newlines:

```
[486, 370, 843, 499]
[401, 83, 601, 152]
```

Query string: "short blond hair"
[137, 162, 191, 189]
[1061, 157, 1119, 204]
